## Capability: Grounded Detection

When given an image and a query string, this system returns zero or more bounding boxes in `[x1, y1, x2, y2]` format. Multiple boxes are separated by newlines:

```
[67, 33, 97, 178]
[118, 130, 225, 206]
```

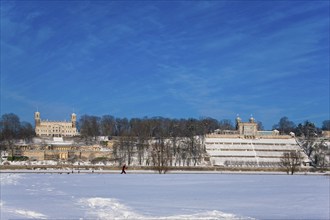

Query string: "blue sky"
[1, 1, 329, 129]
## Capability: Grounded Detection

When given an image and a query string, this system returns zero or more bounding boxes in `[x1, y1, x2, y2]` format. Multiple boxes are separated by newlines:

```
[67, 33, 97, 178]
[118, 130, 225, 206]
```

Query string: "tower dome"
[71, 113, 77, 128]
[34, 111, 41, 126]
[236, 114, 241, 123]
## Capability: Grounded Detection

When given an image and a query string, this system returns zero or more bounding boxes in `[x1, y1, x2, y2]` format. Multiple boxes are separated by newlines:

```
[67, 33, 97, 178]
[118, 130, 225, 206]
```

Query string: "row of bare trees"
[78, 115, 223, 139]
[78, 115, 217, 172]
[111, 119, 206, 173]
[80, 115, 330, 141]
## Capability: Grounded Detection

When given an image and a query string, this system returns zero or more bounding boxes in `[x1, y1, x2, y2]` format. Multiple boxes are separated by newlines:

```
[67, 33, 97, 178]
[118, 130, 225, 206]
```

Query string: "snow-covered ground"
[0, 173, 329, 220]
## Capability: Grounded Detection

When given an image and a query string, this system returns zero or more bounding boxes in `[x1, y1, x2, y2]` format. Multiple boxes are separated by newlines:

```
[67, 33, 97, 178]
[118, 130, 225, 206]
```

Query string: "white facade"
[206, 117, 309, 168]
[205, 137, 309, 168]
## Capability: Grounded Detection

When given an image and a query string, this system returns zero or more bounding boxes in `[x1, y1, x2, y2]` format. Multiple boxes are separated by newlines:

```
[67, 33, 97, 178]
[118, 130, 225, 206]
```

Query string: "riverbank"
[1, 166, 328, 175]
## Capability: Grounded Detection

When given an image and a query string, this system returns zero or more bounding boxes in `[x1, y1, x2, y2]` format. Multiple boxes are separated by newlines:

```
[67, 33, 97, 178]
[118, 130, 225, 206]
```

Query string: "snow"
[0, 173, 22, 185]
[0, 172, 329, 220]
[1, 160, 93, 166]
[79, 197, 248, 219]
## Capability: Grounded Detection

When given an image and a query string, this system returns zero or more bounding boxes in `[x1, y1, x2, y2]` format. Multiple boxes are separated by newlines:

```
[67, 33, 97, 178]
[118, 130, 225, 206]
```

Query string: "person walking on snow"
[121, 164, 127, 174]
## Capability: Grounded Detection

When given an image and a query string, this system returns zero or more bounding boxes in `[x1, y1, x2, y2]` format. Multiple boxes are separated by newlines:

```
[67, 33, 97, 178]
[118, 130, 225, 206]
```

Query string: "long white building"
[205, 116, 310, 168]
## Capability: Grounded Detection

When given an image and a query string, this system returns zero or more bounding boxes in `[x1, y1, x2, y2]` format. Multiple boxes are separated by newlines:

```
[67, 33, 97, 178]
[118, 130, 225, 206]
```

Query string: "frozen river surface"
[0, 172, 329, 219]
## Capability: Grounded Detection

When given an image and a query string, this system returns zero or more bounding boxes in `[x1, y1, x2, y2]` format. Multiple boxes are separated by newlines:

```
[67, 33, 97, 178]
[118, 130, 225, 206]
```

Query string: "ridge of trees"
[79, 115, 224, 140]
[1, 113, 329, 142]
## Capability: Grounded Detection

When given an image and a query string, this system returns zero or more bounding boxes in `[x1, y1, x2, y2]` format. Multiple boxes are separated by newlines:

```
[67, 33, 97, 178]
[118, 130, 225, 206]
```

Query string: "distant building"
[213, 115, 279, 139]
[206, 116, 310, 168]
[34, 112, 78, 137]
[322, 130, 330, 138]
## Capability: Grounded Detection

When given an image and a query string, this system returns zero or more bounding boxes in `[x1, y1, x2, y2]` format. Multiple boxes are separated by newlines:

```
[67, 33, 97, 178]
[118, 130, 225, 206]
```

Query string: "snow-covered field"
[0, 172, 329, 220]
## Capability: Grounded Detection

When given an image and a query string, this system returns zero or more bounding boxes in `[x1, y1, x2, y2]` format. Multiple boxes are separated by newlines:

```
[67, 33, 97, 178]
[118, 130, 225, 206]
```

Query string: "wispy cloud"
[1, 1, 328, 128]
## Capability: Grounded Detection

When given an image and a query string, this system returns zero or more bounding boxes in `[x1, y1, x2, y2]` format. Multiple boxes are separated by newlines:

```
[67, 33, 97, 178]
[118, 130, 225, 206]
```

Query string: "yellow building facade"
[35, 112, 78, 137]
[236, 116, 258, 138]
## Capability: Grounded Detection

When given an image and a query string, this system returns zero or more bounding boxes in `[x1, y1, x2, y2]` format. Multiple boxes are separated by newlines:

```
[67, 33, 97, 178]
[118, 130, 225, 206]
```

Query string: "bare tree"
[100, 115, 116, 137]
[180, 142, 188, 166]
[218, 119, 234, 131]
[200, 117, 220, 134]
[295, 121, 320, 166]
[19, 122, 35, 143]
[281, 151, 302, 175]
[257, 121, 264, 131]
[321, 120, 330, 131]
[125, 135, 135, 165]
[115, 118, 130, 136]
[312, 141, 329, 172]
[273, 117, 296, 135]
[0, 113, 21, 160]
[114, 135, 135, 165]
[182, 136, 204, 166]
[79, 115, 100, 143]
[112, 140, 125, 166]
[150, 123, 171, 173]
[181, 120, 205, 166]
[136, 137, 147, 165]
[151, 137, 170, 174]
[130, 118, 149, 165]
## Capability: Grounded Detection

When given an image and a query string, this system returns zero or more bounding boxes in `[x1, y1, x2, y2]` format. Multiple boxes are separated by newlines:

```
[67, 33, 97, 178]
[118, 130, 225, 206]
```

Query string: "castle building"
[235, 115, 258, 138]
[34, 112, 78, 137]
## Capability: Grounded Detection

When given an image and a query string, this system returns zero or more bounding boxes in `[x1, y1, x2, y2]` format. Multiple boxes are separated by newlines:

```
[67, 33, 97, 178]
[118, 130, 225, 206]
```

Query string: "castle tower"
[71, 113, 77, 128]
[34, 111, 41, 126]
[249, 115, 255, 123]
[235, 114, 241, 130]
